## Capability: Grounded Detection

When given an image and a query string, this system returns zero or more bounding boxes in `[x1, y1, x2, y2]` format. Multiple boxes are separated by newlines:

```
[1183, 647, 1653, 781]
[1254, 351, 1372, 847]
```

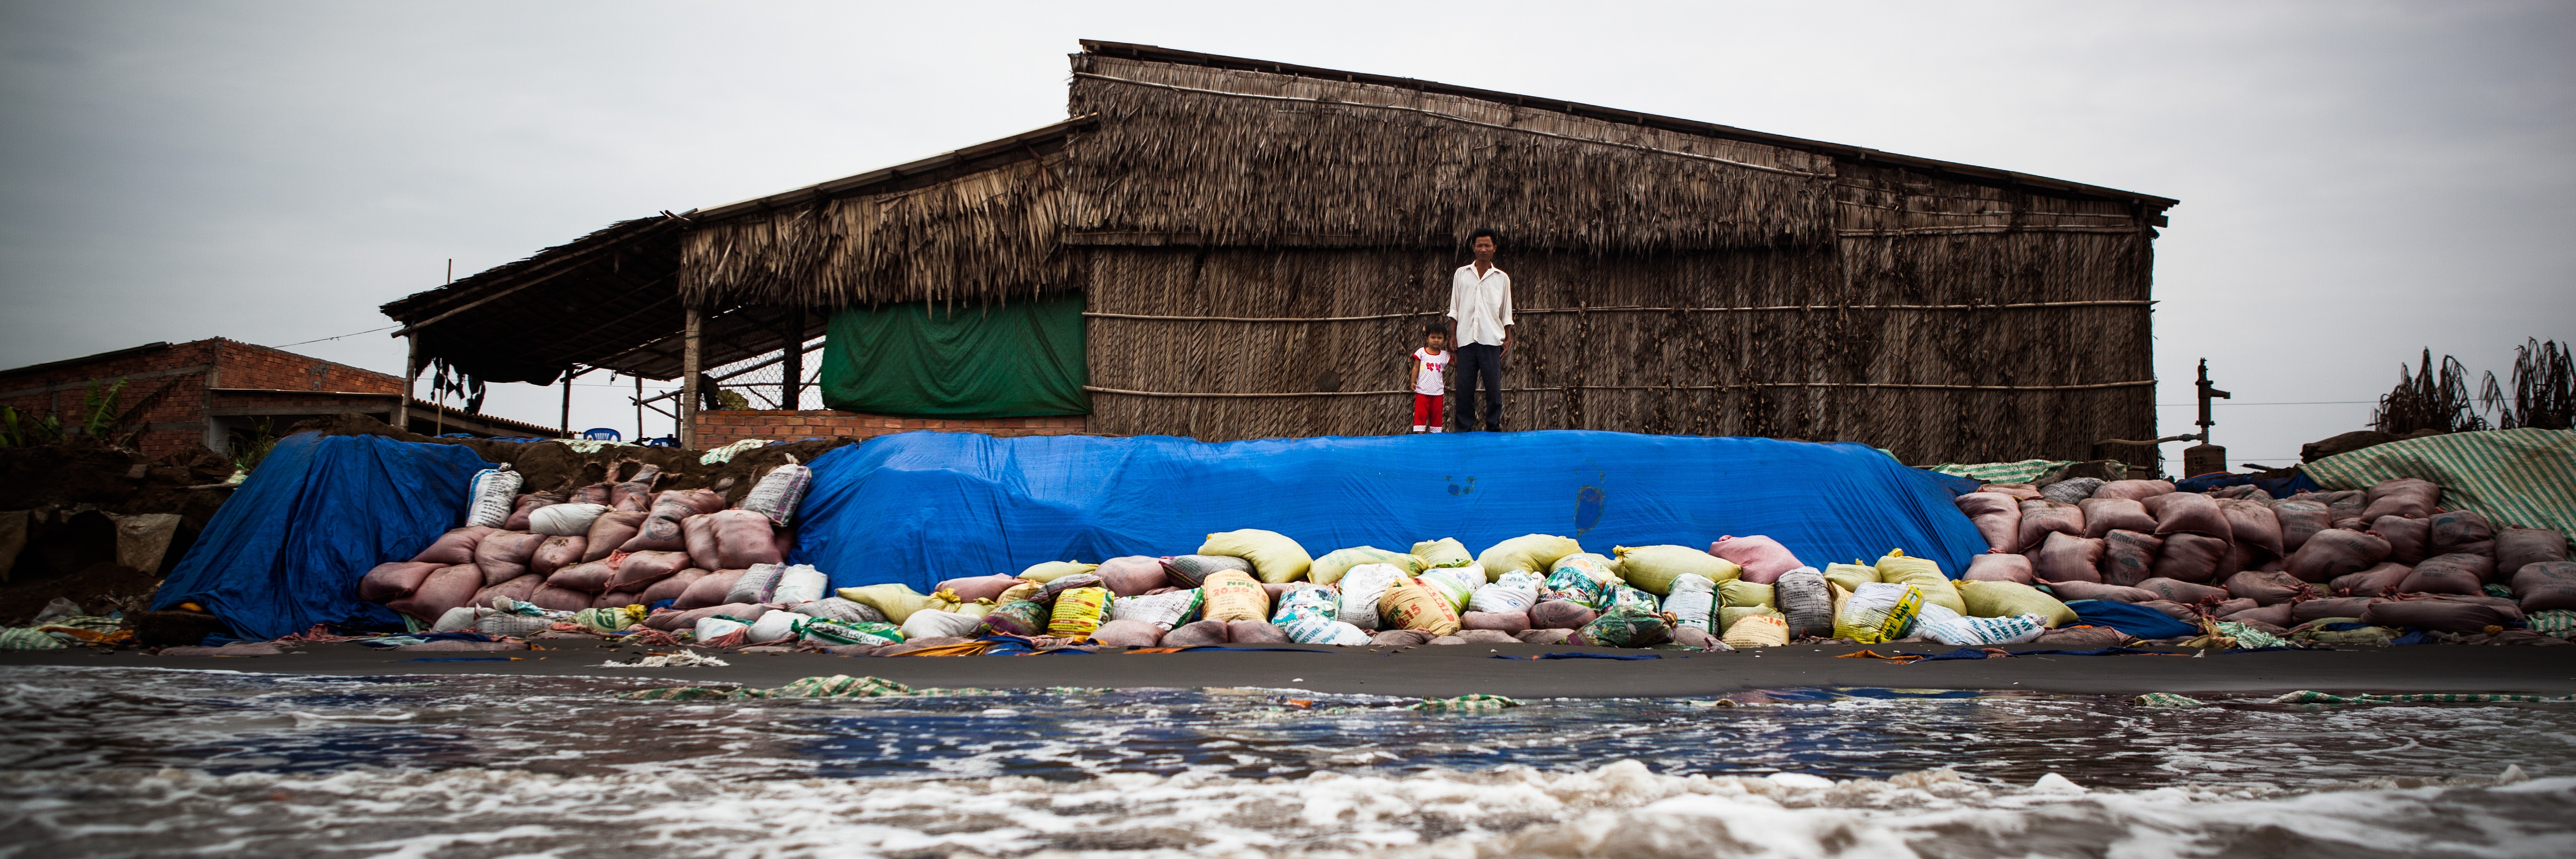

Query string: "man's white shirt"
[1447, 263, 1513, 347]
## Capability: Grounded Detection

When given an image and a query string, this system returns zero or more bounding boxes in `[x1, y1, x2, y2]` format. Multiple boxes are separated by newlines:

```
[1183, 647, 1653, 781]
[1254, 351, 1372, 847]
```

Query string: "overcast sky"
[3, 1, 2569, 466]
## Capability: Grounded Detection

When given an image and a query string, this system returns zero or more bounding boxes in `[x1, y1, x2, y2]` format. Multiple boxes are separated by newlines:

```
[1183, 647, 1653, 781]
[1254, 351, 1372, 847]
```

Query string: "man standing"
[1446, 227, 1511, 432]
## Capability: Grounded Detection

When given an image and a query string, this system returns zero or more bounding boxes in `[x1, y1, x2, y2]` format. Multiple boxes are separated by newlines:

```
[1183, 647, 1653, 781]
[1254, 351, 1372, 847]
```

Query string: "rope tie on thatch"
[1071, 72, 1831, 179]
[1082, 300, 2149, 323]
[1085, 380, 2156, 398]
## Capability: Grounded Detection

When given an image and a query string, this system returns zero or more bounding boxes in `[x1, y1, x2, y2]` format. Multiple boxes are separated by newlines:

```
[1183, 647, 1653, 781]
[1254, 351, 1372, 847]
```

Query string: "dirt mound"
[1, 562, 161, 625]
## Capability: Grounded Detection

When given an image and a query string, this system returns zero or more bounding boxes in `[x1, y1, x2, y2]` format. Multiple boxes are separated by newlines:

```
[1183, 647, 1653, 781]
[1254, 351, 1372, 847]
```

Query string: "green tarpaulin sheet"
[2303, 428, 2576, 538]
[819, 297, 1089, 419]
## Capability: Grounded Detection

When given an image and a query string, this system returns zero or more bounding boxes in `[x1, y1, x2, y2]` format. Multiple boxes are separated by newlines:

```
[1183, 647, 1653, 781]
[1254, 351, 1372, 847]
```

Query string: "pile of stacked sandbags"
[1954, 475, 2570, 639]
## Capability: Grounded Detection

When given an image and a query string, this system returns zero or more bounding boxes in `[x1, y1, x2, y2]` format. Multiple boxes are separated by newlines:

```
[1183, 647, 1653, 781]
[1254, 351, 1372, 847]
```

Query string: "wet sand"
[10, 641, 2574, 698]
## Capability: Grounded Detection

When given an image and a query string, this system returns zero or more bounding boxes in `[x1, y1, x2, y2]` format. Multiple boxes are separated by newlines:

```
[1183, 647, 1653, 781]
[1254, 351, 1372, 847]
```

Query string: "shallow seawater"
[3, 666, 2572, 857]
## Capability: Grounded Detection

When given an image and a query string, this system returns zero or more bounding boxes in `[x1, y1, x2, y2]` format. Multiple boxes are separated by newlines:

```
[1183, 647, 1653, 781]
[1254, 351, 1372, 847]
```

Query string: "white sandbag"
[1279, 611, 1373, 645]
[464, 465, 523, 527]
[739, 456, 813, 526]
[1833, 582, 1926, 644]
[1419, 568, 1478, 613]
[726, 563, 785, 605]
[432, 605, 486, 633]
[1109, 588, 1205, 630]
[529, 502, 611, 537]
[1335, 564, 1406, 631]
[788, 597, 885, 625]
[1912, 603, 2046, 646]
[1468, 570, 1541, 614]
[899, 608, 983, 640]
[1270, 584, 1340, 623]
[744, 609, 803, 644]
[769, 564, 828, 605]
[1661, 573, 1718, 633]
[1426, 562, 1487, 588]
[693, 615, 749, 641]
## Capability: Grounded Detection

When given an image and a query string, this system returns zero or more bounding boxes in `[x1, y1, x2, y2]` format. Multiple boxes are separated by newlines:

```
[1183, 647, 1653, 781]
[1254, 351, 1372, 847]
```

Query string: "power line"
[270, 324, 398, 348]
[2154, 400, 2375, 406]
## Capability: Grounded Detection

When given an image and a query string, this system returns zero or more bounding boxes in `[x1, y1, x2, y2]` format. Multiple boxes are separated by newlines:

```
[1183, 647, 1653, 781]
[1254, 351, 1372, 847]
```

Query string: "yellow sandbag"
[994, 581, 1042, 605]
[1718, 579, 1774, 609]
[1200, 570, 1270, 621]
[1721, 613, 1789, 648]
[1873, 549, 1965, 615]
[1410, 538, 1474, 568]
[1823, 562, 1879, 594]
[1308, 546, 1425, 585]
[1613, 545, 1743, 595]
[1957, 580, 2077, 627]
[1717, 605, 1783, 633]
[1830, 582, 1851, 626]
[1200, 529, 1313, 584]
[1018, 561, 1100, 584]
[1477, 534, 1584, 576]
[1378, 577, 1461, 637]
[1049, 586, 1111, 636]
[835, 584, 957, 625]
[1833, 583, 1925, 644]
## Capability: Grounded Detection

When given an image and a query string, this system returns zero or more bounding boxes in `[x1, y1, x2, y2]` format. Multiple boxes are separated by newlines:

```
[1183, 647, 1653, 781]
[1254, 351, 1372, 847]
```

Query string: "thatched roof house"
[386, 40, 2175, 465]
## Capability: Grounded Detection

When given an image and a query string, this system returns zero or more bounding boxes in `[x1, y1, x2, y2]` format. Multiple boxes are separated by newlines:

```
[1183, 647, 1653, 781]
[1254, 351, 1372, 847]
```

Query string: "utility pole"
[2182, 359, 2231, 477]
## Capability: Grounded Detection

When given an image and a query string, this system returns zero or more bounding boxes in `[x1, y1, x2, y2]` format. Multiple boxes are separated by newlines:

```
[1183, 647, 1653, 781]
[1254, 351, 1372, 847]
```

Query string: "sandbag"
[738, 457, 813, 526]
[529, 501, 610, 539]
[2036, 625, 2131, 650]
[770, 565, 828, 605]
[977, 600, 1050, 637]
[1418, 567, 1480, 612]
[1958, 580, 2077, 626]
[581, 511, 646, 562]
[1308, 546, 1425, 586]
[2291, 597, 2382, 623]
[1276, 597, 1370, 644]
[2362, 595, 2522, 633]
[2360, 477, 2440, 520]
[2144, 493, 2231, 541]
[1157, 554, 1251, 588]
[1964, 553, 2035, 584]
[1468, 571, 1542, 614]
[801, 619, 902, 646]
[609, 550, 690, 590]
[1543, 553, 1619, 608]
[1614, 544, 1742, 594]
[596, 588, 646, 610]
[471, 531, 546, 585]
[2138, 599, 2198, 621]
[2497, 528, 2569, 573]
[1833, 583, 1924, 644]
[1047, 586, 1112, 636]
[2150, 532, 2227, 583]
[1720, 613, 1789, 648]
[2038, 478, 2102, 505]
[1161, 619, 1230, 647]
[1334, 565, 1403, 630]
[2091, 479, 2176, 501]
[2015, 501, 2086, 552]
[359, 561, 442, 603]
[2226, 570, 2309, 606]
[471, 573, 543, 609]
[500, 491, 563, 533]
[1462, 610, 1532, 632]
[1982, 482, 2044, 500]
[608, 462, 662, 512]
[622, 489, 724, 553]
[2220, 500, 2283, 555]
[2272, 499, 2331, 553]
[410, 526, 496, 566]
[567, 481, 612, 507]
[1073, 555, 1164, 597]
[2209, 597, 2257, 617]
[2134, 577, 2228, 605]
[1200, 570, 1269, 622]
[2078, 498, 2156, 539]
[1109, 588, 1205, 629]
[1530, 599, 1597, 629]
[520, 533, 584, 579]
[2096, 529, 2163, 587]
[1661, 573, 1718, 632]
[2429, 509, 2496, 554]
[743, 610, 803, 644]
[2329, 562, 2412, 598]
[1570, 606, 1668, 648]
[1228, 620, 1293, 645]
[1379, 577, 1461, 637]
[546, 560, 616, 593]
[2511, 561, 2576, 612]
[1019, 561, 1102, 583]
[1953, 493, 2023, 553]
[644, 602, 753, 632]
[1708, 535, 1803, 584]
[1914, 603, 2046, 646]
[2285, 529, 2391, 583]
[693, 615, 750, 643]
[1478, 533, 1585, 576]
[674, 568, 745, 610]
[838, 583, 954, 624]
[643, 569, 706, 606]
[527, 583, 593, 613]
[1872, 549, 1961, 613]
[698, 509, 778, 570]
[933, 574, 1021, 603]
[2399, 553, 2493, 595]
[1823, 561, 1878, 593]
[1516, 628, 1574, 645]
[900, 608, 983, 640]
[1773, 567, 1834, 638]
[1200, 529, 1313, 583]
[2374, 515, 2431, 565]
[2046, 580, 2157, 603]
[1076, 618, 1157, 647]
[2032, 532, 2105, 584]
[464, 464, 523, 527]
[1409, 538, 1474, 568]
[1718, 579, 1775, 609]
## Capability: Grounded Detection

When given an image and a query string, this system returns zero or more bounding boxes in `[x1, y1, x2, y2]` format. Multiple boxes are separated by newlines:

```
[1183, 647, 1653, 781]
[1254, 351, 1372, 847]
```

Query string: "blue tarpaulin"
[2067, 599, 2201, 640]
[790, 431, 1990, 594]
[153, 432, 487, 640]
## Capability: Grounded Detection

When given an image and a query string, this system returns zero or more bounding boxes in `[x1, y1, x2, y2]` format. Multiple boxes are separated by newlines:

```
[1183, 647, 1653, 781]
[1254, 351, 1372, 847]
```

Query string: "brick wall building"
[0, 339, 561, 459]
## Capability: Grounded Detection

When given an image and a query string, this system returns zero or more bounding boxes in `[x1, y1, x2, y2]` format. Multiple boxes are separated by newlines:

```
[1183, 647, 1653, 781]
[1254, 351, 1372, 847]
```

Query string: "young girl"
[1408, 325, 1451, 433]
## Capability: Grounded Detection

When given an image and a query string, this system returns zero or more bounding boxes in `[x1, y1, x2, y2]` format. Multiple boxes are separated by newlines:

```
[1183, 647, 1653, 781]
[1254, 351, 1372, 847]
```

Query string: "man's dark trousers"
[1450, 342, 1504, 432]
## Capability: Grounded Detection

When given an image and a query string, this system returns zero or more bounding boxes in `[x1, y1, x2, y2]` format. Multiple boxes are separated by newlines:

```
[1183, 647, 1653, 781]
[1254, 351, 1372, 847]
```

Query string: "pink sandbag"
[2271, 499, 2331, 553]
[2428, 509, 2496, 553]
[2015, 501, 2086, 552]
[2037, 626, 2130, 649]
[1529, 599, 1597, 629]
[359, 561, 442, 603]
[569, 481, 613, 507]
[501, 492, 564, 532]
[470, 531, 546, 585]
[2138, 600, 2198, 621]
[2285, 529, 2391, 583]
[530, 535, 587, 578]
[2144, 493, 2231, 541]
[582, 511, 647, 562]
[2362, 595, 2522, 633]
[1709, 536, 1803, 584]
[598, 589, 646, 609]
[620, 489, 719, 553]
[2372, 516, 2430, 564]
[2291, 597, 2381, 623]
[1463, 610, 1533, 631]
[383, 564, 484, 621]
[527, 584, 595, 612]
[639, 568, 707, 605]
[643, 602, 755, 632]
[2221, 603, 2295, 628]
[710, 509, 782, 570]
[2225, 570, 2309, 606]
[2496, 528, 2569, 573]
[682, 513, 722, 571]
[411, 526, 497, 565]
[608, 463, 662, 512]
[1089, 618, 1165, 647]
[2149, 533, 2228, 583]
[2219, 500, 2283, 555]
[2398, 553, 2493, 595]
[1980, 483, 2043, 501]
[1964, 553, 2035, 584]
[2091, 479, 2176, 501]
[2209, 597, 2257, 617]
[2361, 477, 2440, 520]
[1095, 555, 1172, 597]
[472, 573, 544, 608]
[1516, 628, 1574, 645]
[2079, 498, 2156, 539]
[2330, 562, 2412, 598]
[2220, 541, 2264, 581]
[1953, 493, 2023, 553]
[1161, 619, 1230, 647]
[2511, 561, 2576, 612]
[609, 550, 693, 590]
[547, 561, 616, 593]
[1228, 621, 1292, 644]
[1261, 582, 1296, 603]
[674, 569, 746, 610]
[2030, 532, 2103, 583]
[2046, 580, 2157, 603]
[2135, 577, 2228, 604]
[2097, 530, 2163, 587]
[936, 574, 1022, 602]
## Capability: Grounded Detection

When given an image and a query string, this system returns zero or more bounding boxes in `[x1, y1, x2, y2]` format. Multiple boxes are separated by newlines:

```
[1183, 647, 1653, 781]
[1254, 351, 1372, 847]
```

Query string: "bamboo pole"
[680, 307, 702, 449]
[398, 335, 418, 433]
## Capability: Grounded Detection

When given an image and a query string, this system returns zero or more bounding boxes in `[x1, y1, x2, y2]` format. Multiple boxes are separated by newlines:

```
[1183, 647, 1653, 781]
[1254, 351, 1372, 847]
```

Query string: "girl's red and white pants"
[1412, 393, 1445, 433]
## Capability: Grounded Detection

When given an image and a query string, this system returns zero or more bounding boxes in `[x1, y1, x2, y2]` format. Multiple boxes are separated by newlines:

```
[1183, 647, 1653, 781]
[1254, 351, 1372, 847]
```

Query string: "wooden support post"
[680, 307, 702, 449]
[398, 335, 419, 433]
[559, 367, 575, 435]
[780, 305, 804, 410]
[633, 375, 643, 442]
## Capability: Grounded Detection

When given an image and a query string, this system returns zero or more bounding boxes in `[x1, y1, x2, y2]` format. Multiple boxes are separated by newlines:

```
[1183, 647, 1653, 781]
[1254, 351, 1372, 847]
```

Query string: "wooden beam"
[398, 335, 418, 432]
[680, 307, 702, 449]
